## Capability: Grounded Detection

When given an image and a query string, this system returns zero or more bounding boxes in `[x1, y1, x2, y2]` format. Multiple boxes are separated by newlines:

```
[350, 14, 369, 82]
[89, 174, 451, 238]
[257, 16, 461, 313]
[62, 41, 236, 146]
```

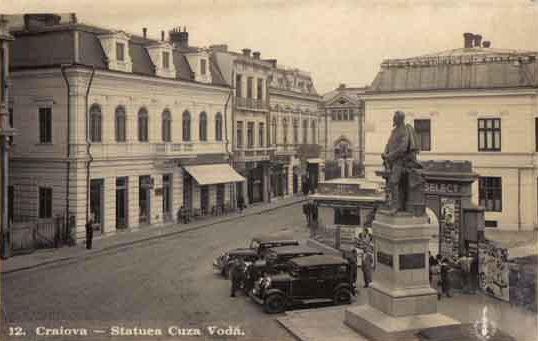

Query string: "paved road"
[1, 204, 310, 341]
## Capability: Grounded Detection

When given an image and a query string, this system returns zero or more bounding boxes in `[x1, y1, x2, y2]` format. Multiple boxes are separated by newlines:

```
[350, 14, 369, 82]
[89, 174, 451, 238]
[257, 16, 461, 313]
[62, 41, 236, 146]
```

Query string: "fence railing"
[10, 215, 75, 255]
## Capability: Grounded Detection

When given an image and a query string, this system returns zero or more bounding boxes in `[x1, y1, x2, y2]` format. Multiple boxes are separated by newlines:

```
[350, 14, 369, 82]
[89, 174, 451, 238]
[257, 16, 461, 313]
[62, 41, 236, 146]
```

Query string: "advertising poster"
[479, 242, 510, 302]
[440, 198, 460, 259]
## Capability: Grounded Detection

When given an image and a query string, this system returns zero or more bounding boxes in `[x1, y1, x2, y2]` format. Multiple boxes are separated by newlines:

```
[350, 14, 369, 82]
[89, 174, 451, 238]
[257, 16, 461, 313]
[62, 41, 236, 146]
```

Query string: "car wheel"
[264, 294, 286, 314]
[334, 288, 352, 305]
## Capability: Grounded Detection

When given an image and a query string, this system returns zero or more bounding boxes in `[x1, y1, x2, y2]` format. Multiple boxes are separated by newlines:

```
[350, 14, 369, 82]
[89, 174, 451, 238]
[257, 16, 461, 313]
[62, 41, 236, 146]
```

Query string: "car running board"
[301, 298, 333, 304]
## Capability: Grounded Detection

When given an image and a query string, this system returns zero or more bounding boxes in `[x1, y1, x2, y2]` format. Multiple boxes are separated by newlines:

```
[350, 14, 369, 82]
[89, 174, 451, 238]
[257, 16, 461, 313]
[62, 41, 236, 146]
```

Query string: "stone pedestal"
[345, 210, 460, 340]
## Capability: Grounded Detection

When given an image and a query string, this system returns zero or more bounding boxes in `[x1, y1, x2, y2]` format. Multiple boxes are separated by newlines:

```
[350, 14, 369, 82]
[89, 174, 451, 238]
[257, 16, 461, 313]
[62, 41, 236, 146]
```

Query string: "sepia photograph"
[0, 1, 537, 340]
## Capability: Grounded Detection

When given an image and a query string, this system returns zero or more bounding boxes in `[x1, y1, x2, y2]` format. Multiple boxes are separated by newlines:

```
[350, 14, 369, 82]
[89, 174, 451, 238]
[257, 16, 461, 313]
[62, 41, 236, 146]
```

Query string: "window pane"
[478, 119, 484, 129]
[494, 119, 500, 129]
[486, 119, 492, 129]
[486, 131, 492, 149]
[494, 131, 501, 149]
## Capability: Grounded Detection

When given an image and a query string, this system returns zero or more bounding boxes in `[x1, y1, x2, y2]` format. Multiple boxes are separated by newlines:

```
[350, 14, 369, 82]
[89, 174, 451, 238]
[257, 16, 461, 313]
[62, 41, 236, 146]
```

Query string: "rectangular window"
[414, 119, 431, 151]
[39, 187, 53, 218]
[235, 74, 242, 98]
[200, 59, 207, 75]
[39, 107, 52, 143]
[257, 78, 263, 100]
[479, 177, 502, 212]
[247, 122, 254, 148]
[162, 51, 170, 69]
[9, 107, 13, 128]
[247, 77, 253, 99]
[302, 120, 308, 144]
[478, 118, 501, 151]
[259, 123, 264, 147]
[116, 42, 125, 61]
[236, 121, 243, 148]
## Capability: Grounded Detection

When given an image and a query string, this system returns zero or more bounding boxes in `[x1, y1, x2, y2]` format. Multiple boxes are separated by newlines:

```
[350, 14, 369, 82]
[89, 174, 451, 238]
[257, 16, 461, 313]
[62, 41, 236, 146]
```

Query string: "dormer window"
[163, 51, 170, 69]
[116, 43, 125, 61]
[200, 59, 207, 75]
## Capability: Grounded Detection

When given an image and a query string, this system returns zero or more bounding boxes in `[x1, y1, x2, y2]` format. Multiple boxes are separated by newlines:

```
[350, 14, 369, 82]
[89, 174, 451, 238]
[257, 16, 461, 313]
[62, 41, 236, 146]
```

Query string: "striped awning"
[183, 164, 245, 185]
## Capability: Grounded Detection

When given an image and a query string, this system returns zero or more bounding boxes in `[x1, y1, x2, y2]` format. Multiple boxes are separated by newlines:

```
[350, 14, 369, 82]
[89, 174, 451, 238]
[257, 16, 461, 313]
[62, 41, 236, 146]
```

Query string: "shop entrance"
[116, 177, 128, 229]
[162, 174, 172, 222]
[139, 176, 151, 225]
[248, 165, 264, 204]
[90, 179, 104, 233]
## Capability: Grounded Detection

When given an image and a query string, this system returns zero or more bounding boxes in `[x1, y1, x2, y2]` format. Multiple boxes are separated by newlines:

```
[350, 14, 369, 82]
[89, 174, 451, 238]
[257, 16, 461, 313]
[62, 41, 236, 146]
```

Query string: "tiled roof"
[369, 47, 538, 93]
[10, 23, 229, 88]
[322, 87, 367, 103]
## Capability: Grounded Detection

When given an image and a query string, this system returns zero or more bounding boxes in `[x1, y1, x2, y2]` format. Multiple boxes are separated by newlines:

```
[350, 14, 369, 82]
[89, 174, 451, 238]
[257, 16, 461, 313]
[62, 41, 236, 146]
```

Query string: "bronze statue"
[381, 111, 424, 214]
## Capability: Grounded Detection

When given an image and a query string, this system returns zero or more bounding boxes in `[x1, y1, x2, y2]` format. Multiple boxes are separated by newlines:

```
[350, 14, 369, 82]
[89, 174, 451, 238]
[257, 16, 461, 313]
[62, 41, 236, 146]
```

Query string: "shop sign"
[318, 183, 361, 196]
[424, 182, 461, 194]
[377, 251, 393, 268]
[399, 253, 425, 270]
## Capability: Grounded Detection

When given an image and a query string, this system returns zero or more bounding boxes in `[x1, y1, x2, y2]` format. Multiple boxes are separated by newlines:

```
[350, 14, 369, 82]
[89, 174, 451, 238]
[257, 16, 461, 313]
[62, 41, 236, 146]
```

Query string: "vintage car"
[213, 235, 299, 278]
[249, 254, 356, 313]
[246, 245, 324, 282]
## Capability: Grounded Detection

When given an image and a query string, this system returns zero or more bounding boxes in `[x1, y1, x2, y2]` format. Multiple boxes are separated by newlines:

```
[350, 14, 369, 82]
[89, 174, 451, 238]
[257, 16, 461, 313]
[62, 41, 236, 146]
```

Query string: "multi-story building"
[211, 47, 322, 203]
[321, 84, 366, 178]
[0, 15, 16, 257]
[363, 32, 538, 231]
[267, 62, 321, 197]
[8, 14, 244, 240]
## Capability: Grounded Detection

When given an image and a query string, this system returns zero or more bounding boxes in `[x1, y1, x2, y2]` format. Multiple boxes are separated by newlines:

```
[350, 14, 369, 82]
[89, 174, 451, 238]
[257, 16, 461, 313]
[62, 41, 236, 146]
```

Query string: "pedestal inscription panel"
[377, 251, 393, 268]
[399, 253, 426, 270]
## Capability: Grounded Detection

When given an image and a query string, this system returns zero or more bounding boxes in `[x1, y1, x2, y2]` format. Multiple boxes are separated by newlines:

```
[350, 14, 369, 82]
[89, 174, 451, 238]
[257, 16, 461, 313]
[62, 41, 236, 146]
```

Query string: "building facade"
[363, 33, 538, 231]
[321, 84, 366, 178]
[8, 15, 244, 241]
[0, 15, 16, 257]
[211, 47, 322, 203]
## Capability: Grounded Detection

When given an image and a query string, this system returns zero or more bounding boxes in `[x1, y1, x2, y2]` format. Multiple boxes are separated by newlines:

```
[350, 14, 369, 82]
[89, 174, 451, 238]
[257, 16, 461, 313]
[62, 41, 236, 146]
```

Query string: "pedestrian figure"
[230, 259, 245, 297]
[348, 249, 358, 284]
[302, 203, 311, 226]
[459, 251, 473, 294]
[302, 177, 310, 197]
[428, 252, 435, 283]
[237, 195, 245, 213]
[178, 205, 189, 224]
[430, 259, 442, 300]
[439, 256, 452, 298]
[470, 253, 479, 294]
[244, 262, 258, 294]
[362, 251, 373, 288]
[85, 213, 95, 250]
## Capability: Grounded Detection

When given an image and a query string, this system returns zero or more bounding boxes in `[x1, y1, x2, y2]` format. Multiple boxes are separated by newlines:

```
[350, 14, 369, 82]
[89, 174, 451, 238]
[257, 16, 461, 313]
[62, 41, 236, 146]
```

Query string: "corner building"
[363, 33, 538, 231]
[8, 15, 243, 241]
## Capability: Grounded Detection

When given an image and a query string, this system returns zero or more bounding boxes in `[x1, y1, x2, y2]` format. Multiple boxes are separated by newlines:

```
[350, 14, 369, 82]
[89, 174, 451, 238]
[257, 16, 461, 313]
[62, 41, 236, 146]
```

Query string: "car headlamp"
[262, 277, 271, 288]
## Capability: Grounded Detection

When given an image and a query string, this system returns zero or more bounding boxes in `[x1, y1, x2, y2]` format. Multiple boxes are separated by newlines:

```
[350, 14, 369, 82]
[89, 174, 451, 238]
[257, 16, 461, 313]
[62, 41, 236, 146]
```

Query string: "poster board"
[478, 241, 510, 302]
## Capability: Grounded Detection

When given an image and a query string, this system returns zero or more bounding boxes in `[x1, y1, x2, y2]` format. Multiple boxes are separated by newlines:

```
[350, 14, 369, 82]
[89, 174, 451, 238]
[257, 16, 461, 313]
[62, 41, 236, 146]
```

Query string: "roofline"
[10, 64, 232, 91]
[363, 86, 538, 99]
[269, 87, 322, 101]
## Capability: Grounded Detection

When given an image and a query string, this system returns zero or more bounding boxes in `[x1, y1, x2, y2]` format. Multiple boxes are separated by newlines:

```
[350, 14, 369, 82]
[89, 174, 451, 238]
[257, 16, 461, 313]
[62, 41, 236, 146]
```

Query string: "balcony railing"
[71, 142, 224, 159]
[233, 146, 276, 161]
[235, 97, 268, 111]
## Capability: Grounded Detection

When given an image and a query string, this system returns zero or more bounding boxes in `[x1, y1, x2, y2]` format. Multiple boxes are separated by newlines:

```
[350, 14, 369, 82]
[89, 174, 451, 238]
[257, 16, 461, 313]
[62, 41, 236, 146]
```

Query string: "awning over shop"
[183, 164, 245, 185]
[306, 158, 324, 164]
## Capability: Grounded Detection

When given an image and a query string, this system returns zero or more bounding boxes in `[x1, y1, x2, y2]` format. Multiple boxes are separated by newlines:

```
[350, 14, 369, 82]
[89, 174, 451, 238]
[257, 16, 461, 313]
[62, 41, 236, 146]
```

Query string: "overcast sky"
[4, 0, 538, 94]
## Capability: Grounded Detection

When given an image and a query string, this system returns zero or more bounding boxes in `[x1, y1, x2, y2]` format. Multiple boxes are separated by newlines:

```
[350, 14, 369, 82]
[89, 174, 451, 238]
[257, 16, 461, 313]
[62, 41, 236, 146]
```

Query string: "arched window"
[311, 120, 316, 144]
[162, 109, 172, 142]
[199, 111, 207, 141]
[182, 111, 191, 141]
[138, 107, 149, 142]
[271, 117, 277, 145]
[89, 104, 102, 142]
[293, 119, 299, 144]
[115, 106, 126, 142]
[302, 119, 308, 144]
[215, 112, 223, 141]
[282, 118, 288, 144]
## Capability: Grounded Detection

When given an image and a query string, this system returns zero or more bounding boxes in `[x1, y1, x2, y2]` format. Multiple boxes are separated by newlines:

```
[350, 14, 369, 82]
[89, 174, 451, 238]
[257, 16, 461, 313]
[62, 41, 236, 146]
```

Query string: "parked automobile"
[250, 254, 357, 313]
[246, 245, 324, 282]
[213, 235, 299, 278]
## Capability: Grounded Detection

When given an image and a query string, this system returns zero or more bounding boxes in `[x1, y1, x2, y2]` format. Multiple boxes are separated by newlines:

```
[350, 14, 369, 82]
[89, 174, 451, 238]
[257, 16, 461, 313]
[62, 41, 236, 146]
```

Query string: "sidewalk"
[0, 196, 306, 275]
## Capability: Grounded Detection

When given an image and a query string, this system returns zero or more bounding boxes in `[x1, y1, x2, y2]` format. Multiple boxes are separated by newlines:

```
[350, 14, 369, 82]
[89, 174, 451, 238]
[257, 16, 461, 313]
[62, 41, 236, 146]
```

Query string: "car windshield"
[250, 240, 260, 250]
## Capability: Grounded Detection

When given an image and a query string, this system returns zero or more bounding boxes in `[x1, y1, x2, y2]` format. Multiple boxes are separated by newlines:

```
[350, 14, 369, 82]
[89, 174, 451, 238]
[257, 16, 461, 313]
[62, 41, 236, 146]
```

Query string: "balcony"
[275, 144, 297, 155]
[235, 97, 268, 111]
[233, 146, 276, 161]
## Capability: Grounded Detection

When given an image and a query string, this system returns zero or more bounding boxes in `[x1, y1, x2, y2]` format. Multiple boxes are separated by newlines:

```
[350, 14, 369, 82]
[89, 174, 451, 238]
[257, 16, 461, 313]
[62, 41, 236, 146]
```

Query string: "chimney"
[473, 34, 482, 48]
[23, 14, 62, 30]
[169, 26, 189, 48]
[338, 83, 346, 89]
[70, 13, 78, 24]
[143, 27, 147, 39]
[161, 30, 165, 42]
[463, 32, 474, 48]
[483, 41, 491, 48]
[210, 44, 228, 52]
[242, 48, 251, 57]
[252, 51, 260, 60]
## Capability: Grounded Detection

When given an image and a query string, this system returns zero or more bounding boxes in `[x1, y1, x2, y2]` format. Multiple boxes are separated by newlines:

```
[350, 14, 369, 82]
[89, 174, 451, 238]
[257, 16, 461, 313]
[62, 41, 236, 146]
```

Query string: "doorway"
[90, 179, 104, 233]
[201, 185, 209, 215]
[116, 177, 128, 229]
[139, 176, 151, 225]
[162, 174, 172, 222]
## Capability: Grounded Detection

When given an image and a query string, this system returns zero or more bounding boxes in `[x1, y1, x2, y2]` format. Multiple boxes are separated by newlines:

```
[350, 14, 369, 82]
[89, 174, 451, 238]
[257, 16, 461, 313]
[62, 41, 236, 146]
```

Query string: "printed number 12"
[9, 327, 25, 336]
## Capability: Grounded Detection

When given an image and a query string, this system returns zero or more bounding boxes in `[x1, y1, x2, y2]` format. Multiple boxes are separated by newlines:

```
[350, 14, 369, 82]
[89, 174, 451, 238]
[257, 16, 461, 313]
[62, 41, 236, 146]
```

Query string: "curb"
[1, 199, 305, 275]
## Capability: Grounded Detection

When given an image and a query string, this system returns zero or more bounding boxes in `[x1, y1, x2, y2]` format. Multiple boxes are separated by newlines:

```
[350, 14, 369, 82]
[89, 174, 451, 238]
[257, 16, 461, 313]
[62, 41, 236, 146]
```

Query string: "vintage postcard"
[0, 1, 537, 340]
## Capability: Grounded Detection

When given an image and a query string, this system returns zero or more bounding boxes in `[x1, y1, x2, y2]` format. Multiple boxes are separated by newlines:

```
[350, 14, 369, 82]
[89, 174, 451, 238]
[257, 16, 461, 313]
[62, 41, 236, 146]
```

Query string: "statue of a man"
[381, 111, 422, 213]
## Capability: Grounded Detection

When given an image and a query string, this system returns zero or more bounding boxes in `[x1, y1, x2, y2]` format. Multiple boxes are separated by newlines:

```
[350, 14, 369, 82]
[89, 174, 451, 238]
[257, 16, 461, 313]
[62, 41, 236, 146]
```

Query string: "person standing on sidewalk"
[362, 251, 373, 288]
[230, 259, 245, 297]
[458, 251, 473, 294]
[178, 205, 189, 224]
[439, 256, 452, 298]
[430, 259, 442, 300]
[237, 195, 245, 213]
[85, 213, 94, 250]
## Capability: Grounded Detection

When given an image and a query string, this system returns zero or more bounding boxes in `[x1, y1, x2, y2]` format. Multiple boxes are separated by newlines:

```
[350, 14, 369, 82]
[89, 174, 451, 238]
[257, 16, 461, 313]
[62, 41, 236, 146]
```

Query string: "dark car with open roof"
[213, 235, 299, 278]
[250, 254, 356, 313]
